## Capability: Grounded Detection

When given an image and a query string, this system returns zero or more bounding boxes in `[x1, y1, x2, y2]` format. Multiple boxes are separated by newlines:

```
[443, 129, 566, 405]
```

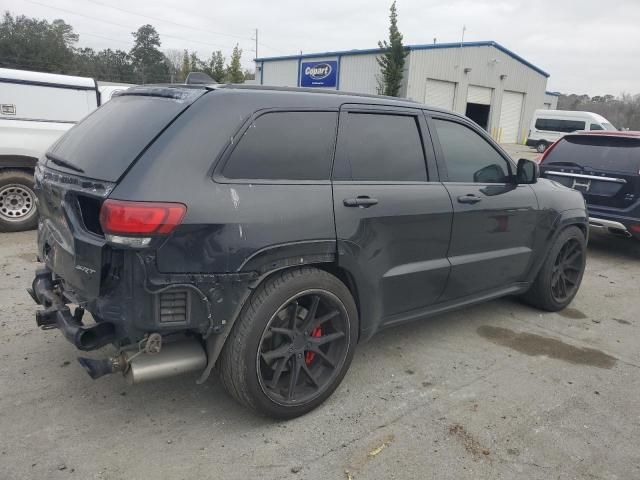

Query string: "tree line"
[0, 12, 253, 84]
[557, 93, 640, 131]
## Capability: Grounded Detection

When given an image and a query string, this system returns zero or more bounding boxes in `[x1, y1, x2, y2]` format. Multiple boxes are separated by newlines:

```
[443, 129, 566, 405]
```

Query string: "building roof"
[255, 41, 550, 78]
[545, 91, 561, 97]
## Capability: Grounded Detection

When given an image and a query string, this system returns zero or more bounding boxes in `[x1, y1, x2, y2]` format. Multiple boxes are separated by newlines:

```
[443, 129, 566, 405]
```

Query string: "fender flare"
[0, 155, 38, 171]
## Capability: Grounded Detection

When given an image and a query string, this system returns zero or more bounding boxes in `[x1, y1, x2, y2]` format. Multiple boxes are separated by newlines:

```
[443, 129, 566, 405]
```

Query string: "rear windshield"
[46, 93, 199, 181]
[545, 136, 640, 174]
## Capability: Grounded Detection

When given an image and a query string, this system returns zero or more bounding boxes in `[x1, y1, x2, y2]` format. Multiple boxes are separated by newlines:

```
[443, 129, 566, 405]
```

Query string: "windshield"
[544, 135, 640, 174]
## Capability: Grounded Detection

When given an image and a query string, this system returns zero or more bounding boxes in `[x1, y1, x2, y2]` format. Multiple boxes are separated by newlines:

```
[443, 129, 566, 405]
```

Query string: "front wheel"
[536, 141, 548, 153]
[0, 170, 38, 232]
[521, 226, 586, 311]
[218, 267, 358, 419]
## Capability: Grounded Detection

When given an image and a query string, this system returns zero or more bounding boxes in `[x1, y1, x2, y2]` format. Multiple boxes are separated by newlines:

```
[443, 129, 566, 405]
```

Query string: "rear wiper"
[47, 154, 85, 174]
[544, 161, 584, 171]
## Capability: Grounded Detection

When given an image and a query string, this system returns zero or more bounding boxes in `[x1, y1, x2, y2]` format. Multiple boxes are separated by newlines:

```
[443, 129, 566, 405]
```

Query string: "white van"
[0, 68, 101, 231]
[527, 109, 616, 152]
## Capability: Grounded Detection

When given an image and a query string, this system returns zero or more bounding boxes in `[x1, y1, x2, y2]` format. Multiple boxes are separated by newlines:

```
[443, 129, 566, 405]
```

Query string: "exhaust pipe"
[78, 340, 207, 384]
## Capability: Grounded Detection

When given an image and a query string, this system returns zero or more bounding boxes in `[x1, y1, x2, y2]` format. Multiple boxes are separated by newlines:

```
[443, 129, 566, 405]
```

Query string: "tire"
[0, 170, 38, 232]
[218, 267, 358, 419]
[521, 226, 586, 312]
[536, 141, 548, 153]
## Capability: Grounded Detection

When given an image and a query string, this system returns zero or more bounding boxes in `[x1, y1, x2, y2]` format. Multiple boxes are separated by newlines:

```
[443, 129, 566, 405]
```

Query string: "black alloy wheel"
[257, 290, 349, 406]
[550, 238, 584, 303]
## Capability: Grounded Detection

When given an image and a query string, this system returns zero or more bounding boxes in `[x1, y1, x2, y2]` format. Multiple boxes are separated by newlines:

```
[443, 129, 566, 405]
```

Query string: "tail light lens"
[99, 199, 186, 236]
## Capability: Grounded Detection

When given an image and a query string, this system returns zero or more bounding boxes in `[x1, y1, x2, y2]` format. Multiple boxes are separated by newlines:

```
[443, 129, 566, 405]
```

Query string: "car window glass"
[333, 112, 427, 181]
[222, 111, 337, 180]
[544, 136, 640, 174]
[433, 119, 511, 183]
[535, 118, 586, 132]
[590, 123, 604, 131]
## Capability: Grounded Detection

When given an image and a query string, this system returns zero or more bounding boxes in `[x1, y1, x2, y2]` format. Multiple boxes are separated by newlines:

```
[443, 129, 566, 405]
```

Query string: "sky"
[4, 0, 640, 95]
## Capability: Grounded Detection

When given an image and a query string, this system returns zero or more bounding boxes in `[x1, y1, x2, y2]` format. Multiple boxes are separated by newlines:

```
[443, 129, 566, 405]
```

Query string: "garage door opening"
[466, 103, 490, 130]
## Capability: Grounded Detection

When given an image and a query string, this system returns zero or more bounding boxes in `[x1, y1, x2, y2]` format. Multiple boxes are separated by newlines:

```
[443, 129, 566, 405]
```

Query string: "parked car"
[0, 68, 132, 232]
[30, 85, 588, 418]
[527, 109, 617, 153]
[539, 131, 640, 240]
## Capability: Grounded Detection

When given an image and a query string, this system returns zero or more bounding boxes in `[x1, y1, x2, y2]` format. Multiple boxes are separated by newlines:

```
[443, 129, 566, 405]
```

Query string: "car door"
[332, 104, 453, 332]
[427, 114, 539, 300]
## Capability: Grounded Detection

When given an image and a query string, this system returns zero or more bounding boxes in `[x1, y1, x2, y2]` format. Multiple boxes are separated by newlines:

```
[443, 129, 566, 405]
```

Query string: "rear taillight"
[99, 199, 186, 236]
[539, 139, 560, 164]
[630, 224, 640, 234]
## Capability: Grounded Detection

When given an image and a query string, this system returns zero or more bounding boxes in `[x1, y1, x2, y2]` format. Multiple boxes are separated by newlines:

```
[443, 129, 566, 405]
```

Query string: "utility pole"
[252, 28, 258, 59]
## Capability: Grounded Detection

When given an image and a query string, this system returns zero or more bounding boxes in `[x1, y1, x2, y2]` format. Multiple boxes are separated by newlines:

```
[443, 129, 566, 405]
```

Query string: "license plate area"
[571, 178, 591, 192]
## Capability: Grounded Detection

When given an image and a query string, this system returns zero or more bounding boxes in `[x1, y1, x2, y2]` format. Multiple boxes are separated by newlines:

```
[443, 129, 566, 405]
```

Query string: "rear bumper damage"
[30, 259, 259, 384]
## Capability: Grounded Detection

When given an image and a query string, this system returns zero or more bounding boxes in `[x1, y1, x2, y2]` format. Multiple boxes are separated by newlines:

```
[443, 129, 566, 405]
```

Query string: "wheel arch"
[0, 155, 38, 172]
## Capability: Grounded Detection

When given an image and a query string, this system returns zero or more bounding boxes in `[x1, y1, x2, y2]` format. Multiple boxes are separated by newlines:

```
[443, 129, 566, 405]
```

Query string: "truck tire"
[521, 226, 586, 312]
[218, 267, 359, 419]
[0, 170, 38, 232]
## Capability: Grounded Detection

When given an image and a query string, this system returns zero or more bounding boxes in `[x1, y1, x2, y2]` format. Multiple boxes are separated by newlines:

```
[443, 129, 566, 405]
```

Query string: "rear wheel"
[0, 170, 38, 232]
[521, 226, 586, 311]
[536, 141, 548, 153]
[218, 267, 358, 419]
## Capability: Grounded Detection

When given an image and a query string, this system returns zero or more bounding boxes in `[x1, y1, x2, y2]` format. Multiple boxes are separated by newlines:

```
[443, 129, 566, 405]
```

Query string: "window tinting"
[544, 136, 640, 174]
[333, 113, 427, 181]
[47, 95, 193, 182]
[222, 111, 337, 180]
[535, 118, 586, 133]
[433, 119, 511, 183]
[590, 123, 604, 131]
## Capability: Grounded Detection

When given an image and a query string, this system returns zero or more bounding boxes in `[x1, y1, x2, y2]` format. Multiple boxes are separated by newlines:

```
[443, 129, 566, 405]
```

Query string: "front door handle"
[457, 194, 482, 204]
[343, 196, 379, 208]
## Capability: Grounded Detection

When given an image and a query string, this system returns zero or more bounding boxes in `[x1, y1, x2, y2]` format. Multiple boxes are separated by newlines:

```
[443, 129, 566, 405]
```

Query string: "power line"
[84, 0, 251, 42]
[23, 0, 239, 50]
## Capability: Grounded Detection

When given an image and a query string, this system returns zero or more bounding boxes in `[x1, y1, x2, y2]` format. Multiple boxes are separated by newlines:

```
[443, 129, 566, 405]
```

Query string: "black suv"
[30, 85, 588, 418]
[539, 131, 640, 240]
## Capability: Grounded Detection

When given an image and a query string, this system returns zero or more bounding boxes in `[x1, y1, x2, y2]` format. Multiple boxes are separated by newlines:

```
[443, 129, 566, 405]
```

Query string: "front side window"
[433, 119, 511, 183]
[333, 112, 427, 181]
[222, 111, 337, 180]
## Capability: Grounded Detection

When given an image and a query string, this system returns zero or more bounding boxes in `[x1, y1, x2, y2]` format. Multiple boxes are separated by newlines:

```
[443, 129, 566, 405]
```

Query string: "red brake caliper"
[305, 327, 322, 365]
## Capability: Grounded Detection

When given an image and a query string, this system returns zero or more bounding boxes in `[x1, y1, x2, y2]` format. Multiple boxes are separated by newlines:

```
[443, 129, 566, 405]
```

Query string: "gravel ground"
[1, 229, 639, 480]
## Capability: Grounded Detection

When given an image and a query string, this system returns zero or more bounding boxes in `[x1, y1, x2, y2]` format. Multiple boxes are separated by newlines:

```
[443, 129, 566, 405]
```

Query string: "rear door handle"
[343, 196, 379, 208]
[457, 194, 482, 204]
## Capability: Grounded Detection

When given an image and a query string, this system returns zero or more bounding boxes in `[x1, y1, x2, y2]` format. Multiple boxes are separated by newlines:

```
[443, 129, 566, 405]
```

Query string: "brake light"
[630, 224, 640, 234]
[99, 199, 186, 235]
[539, 139, 560, 164]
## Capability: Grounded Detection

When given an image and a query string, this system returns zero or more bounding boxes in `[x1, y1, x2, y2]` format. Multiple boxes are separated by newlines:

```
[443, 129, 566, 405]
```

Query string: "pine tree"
[376, 2, 408, 97]
[226, 44, 245, 83]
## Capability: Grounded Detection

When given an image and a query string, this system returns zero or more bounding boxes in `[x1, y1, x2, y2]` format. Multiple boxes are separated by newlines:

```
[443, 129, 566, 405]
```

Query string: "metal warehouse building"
[255, 41, 553, 144]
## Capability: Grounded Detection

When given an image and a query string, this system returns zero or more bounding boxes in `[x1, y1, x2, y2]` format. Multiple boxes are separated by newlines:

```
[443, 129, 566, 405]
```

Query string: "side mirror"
[516, 158, 539, 184]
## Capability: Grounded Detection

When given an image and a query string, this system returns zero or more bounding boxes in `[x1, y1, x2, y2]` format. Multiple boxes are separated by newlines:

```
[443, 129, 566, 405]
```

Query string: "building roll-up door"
[467, 85, 492, 105]
[499, 91, 524, 143]
[424, 79, 456, 110]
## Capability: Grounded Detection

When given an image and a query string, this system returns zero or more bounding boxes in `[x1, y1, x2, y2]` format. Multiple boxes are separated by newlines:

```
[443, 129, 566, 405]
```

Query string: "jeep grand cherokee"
[30, 84, 588, 418]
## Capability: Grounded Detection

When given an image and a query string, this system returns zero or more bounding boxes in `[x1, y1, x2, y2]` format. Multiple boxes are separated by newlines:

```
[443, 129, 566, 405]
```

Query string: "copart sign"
[300, 60, 338, 88]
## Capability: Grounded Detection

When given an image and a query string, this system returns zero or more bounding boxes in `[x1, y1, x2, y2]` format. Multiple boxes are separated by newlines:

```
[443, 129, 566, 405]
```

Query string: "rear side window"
[222, 111, 337, 181]
[333, 113, 427, 181]
[535, 118, 586, 133]
[590, 123, 604, 131]
[544, 136, 640, 174]
[47, 94, 193, 182]
[433, 119, 511, 183]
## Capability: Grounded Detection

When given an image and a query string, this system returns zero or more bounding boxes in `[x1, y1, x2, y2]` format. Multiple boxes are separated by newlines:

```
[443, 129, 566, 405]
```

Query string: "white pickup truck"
[0, 68, 129, 232]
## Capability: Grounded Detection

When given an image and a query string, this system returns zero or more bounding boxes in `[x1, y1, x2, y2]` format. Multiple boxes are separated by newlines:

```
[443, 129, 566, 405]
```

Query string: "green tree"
[205, 50, 226, 82]
[376, 2, 408, 97]
[226, 44, 244, 83]
[129, 24, 169, 83]
[0, 12, 77, 73]
[180, 49, 190, 81]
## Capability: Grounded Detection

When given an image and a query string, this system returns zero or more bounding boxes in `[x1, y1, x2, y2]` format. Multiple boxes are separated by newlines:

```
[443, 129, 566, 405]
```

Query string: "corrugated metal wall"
[339, 54, 381, 94]
[261, 59, 298, 87]
[544, 93, 559, 110]
[406, 45, 548, 143]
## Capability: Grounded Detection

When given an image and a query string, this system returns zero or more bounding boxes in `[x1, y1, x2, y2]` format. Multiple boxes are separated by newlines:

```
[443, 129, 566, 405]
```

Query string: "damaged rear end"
[30, 85, 255, 384]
